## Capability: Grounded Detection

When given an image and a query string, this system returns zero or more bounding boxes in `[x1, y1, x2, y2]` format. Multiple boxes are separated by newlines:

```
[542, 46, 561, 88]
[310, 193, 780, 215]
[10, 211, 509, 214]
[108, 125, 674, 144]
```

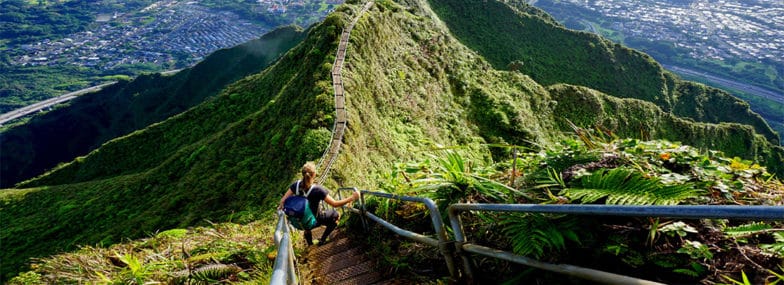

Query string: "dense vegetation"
[0, 63, 161, 114]
[0, 25, 307, 188]
[1, 0, 94, 46]
[681, 74, 784, 143]
[365, 137, 784, 284]
[2, 0, 783, 283]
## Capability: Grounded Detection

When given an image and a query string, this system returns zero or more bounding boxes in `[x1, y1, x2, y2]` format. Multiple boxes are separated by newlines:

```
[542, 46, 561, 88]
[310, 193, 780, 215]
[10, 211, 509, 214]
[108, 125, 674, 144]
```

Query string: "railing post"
[359, 191, 459, 281]
[423, 199, 459, 282]
[358, 190, 368, 230]
[447, 205, 474, 283]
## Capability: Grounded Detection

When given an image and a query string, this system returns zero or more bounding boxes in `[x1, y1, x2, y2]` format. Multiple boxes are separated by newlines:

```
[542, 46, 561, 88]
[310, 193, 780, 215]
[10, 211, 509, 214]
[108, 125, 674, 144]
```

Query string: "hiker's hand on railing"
[351, 190, 360, 202]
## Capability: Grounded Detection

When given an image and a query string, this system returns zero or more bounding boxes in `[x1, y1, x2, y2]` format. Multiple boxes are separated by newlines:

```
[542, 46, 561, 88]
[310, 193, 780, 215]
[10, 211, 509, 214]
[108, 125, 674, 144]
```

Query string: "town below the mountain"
[0, 0, 338, 114]
[533, 0, 783, 65]
[9, 0, 340, 70]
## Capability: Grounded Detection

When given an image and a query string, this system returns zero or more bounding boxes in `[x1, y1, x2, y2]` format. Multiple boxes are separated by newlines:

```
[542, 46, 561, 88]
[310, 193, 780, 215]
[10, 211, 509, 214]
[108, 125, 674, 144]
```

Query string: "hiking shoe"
[304, 231, 313, 246]
[317, 238, 330, 246]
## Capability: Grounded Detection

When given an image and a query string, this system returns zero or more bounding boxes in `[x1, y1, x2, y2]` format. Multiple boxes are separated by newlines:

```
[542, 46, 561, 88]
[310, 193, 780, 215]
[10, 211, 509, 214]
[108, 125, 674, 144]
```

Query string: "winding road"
[0, 82, 117, 125]
[665, 65, 784, 105]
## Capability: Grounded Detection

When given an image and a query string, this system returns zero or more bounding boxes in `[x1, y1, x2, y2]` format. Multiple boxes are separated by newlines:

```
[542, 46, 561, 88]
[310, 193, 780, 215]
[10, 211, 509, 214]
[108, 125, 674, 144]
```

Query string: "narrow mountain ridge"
[2, 0, 782, 281]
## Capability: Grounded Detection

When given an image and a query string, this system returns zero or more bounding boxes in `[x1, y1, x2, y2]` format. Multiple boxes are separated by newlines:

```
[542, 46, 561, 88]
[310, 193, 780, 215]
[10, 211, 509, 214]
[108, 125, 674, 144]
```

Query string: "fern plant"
[191, 264, 242, 283]
[116, 253, 149, 284]
[724, 222, 773, 238]
[724, 222, 784, 257]
[413, 150, 520, 206]
[498, 213, 582, 259]
[171, 264, 243, 285]
[762, 232, 784, 257]
[560, 168, 699, 205]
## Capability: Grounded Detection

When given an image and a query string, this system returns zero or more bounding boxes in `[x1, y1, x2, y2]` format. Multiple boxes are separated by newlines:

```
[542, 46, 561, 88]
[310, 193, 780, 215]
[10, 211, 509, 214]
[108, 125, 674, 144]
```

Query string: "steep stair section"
[301, 227, 391, 285]
[316, 1, 373, 183]
[303, 2, 397, 284]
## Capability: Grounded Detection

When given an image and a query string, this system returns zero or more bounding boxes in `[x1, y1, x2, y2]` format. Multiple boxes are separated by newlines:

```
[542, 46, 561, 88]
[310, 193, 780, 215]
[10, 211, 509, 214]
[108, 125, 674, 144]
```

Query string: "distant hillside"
[2, 0, 783, 280]
[0, 26, 307, 188]
[427, 0, 780, 146]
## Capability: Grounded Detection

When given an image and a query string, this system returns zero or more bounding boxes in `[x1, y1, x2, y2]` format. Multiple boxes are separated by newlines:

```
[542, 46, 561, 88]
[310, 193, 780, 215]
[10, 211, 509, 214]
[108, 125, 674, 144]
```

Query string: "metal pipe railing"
[358, 190, 459, 281]
[448, 204, 784, 220]
[461, 243, 662, 285]
[447, 203, 784, 284]
[271, 211, 298, 285]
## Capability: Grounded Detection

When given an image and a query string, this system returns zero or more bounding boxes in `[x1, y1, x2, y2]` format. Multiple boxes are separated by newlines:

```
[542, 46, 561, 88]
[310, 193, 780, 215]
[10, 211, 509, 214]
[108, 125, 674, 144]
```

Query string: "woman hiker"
[277, 162, 360, 245]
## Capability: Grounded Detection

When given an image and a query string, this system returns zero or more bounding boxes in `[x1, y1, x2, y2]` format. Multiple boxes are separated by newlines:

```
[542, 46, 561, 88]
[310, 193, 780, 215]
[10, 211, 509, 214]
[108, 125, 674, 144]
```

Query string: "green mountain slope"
[0, 26, 306, 188]
[2, 0, 783, 281]
[427, 0, 779, 145]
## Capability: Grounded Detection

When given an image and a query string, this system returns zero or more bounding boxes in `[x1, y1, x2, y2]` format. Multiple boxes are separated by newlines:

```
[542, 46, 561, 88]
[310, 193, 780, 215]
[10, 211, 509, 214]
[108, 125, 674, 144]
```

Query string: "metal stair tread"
[335, 271, 384, 285]
[306, 237, 353, 260]
[320, 259, 376, 284]
[313, 247, 368, 274]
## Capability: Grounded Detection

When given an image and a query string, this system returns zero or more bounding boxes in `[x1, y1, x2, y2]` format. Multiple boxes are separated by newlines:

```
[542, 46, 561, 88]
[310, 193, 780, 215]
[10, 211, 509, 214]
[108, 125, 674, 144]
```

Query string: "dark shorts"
[315, 209, 339, 227]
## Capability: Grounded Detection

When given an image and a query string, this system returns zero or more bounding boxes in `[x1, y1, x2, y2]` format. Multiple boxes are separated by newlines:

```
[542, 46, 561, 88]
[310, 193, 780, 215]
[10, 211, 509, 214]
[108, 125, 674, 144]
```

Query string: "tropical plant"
[411, 150, 521, 206]
[171, 263, 243, 284]
[724, 222, 784, 257]
[498, 213, 582, 259]
[762, 232, 784, 257]
[560, 168, 700, 205]
[724, 222, 774, 238]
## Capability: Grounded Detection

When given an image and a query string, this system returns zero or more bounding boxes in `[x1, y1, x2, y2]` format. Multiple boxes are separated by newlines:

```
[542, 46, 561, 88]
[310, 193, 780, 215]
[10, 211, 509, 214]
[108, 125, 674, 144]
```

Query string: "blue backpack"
[282, 181, 317, 230]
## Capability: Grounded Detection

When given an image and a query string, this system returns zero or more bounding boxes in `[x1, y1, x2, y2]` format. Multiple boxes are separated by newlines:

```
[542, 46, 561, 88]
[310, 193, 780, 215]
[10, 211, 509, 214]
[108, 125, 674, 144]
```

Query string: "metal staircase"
[300, 228, 388, 285]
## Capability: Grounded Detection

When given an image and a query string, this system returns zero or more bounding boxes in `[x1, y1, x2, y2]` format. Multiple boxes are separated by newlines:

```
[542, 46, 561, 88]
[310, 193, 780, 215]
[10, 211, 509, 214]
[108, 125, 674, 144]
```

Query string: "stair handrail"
[447, 204, 784, 284]
[271, 210, 298, 285]
[270, 187, 362, 285]
[338, 189, 460, 281]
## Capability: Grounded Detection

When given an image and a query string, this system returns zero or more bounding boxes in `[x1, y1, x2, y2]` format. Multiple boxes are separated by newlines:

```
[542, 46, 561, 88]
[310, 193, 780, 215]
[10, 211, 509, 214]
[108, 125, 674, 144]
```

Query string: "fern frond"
[723, 222, 773, 237]
[499, 213, 581, 259]
[561, 168, 698, 205]
[761, 232, 784, 257]
[190, 264, 242, 282]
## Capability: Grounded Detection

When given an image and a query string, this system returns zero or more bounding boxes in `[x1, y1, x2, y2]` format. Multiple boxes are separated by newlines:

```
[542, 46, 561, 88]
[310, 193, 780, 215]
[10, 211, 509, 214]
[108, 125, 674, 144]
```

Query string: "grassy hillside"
[1, 11, 346, 279]
[426, 0, 779, 145]
[2, 0, 783, 281]
[0, 26, 307, 188]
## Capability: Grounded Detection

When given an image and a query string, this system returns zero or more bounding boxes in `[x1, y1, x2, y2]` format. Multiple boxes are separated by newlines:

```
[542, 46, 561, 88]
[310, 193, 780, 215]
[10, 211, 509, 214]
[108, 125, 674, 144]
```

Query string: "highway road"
[0, 82, 117, 125]
[664, 65, 784, 105]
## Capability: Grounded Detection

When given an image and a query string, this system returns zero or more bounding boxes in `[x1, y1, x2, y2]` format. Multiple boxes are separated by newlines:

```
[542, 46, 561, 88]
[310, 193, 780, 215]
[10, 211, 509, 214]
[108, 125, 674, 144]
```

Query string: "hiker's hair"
[301, 162, 317, 189]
